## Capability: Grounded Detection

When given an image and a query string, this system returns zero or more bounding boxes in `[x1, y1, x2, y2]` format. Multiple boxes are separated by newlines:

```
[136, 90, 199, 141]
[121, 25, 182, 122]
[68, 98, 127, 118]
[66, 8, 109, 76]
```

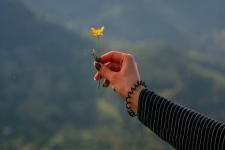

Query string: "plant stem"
[97, 35, 100, 89]
[98, 36, 100, 57]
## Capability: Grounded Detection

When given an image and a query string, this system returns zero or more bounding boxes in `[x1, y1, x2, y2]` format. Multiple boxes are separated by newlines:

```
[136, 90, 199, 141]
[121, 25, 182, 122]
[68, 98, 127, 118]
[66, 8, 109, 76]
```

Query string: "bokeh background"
[1, 0, 225, 149]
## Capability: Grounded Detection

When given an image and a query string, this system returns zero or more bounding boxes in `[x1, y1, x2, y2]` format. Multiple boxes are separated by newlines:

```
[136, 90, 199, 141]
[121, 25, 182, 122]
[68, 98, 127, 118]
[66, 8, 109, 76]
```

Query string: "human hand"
[93, 51, 144, 113]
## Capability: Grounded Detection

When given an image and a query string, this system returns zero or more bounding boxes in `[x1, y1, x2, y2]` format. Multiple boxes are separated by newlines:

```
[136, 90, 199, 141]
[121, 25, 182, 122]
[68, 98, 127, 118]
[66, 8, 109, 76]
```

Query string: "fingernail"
[94, 62, 101, 71]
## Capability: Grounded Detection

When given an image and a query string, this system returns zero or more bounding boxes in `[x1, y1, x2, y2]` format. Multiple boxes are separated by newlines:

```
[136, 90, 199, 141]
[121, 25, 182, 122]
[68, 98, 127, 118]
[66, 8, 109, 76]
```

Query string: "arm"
[93, 51, 225, 150]
[138, 88, 225, 150]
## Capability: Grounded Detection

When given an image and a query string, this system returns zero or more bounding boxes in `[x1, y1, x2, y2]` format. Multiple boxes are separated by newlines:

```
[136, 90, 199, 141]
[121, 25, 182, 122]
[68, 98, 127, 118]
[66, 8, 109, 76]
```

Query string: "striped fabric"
[138, 88, 225, 150]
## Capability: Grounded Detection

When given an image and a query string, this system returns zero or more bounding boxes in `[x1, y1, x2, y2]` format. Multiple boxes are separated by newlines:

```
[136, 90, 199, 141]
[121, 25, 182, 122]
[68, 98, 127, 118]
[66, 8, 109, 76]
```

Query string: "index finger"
[100, 51, 126, 64]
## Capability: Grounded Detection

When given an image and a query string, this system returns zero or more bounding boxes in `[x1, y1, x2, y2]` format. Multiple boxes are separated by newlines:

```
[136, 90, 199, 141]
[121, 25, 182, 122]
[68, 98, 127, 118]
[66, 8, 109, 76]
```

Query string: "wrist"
[129, 86, 145, 114]
[126, 80, 147, 117]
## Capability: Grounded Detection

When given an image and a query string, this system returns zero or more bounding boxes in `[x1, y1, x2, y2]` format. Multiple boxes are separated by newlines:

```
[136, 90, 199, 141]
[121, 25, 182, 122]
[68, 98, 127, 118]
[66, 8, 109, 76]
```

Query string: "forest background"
[1, 0, 225, 149]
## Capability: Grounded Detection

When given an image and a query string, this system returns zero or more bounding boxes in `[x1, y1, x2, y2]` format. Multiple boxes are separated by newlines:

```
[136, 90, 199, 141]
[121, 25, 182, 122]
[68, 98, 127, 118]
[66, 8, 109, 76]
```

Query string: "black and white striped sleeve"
[138, 88, 225, 150]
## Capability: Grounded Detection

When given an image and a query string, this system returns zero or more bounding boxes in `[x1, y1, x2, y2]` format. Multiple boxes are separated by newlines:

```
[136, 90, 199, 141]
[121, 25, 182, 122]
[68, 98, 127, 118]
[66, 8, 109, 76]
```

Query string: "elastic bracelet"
[126, 80, 147, 117]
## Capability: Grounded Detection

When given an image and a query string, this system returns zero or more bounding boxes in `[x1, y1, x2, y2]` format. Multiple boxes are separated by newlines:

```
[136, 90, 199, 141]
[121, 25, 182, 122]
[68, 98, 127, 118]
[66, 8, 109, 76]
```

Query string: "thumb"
[94, 62, 113, 81]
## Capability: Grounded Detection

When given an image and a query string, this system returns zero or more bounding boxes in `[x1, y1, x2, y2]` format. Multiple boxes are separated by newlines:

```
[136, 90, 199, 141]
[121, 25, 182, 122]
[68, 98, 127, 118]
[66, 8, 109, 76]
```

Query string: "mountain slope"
[128, 42, 225, 120]
[1, 0, 225, 150]
[0, 0, 98, 148]
[22, 0, 225, 56]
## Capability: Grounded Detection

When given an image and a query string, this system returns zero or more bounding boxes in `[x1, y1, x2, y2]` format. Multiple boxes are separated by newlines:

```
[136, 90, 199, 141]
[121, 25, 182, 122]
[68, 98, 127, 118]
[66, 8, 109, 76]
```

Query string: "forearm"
[138, 88, 225, 150]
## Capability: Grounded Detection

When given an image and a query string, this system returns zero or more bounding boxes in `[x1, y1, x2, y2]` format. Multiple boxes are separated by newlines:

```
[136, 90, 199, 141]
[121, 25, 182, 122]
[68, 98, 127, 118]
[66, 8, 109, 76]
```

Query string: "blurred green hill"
[22, 0, 225, 57]
[1, 0, 225, 150]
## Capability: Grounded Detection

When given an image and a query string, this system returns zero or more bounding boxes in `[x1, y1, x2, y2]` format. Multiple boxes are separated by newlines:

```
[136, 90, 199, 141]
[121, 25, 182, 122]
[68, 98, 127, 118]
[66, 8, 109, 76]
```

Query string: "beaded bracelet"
[126, 80, 147, 117]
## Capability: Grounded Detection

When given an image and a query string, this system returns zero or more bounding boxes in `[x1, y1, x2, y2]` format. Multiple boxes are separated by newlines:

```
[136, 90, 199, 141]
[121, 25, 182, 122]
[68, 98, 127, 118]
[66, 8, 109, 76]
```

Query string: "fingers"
[100, 51, 125, 64]
[94, 62, 121, 80]
[94, 72, 98, 80]
[94, 62, 116, 82]
[105, 62, 121, 72]
[103, 79, 110, 88]
[94, 72, 101, 80]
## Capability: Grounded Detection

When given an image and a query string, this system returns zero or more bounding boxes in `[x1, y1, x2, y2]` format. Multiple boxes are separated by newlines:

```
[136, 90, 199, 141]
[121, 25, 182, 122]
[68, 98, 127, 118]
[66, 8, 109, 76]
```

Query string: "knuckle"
[125, 54, 134, 62]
